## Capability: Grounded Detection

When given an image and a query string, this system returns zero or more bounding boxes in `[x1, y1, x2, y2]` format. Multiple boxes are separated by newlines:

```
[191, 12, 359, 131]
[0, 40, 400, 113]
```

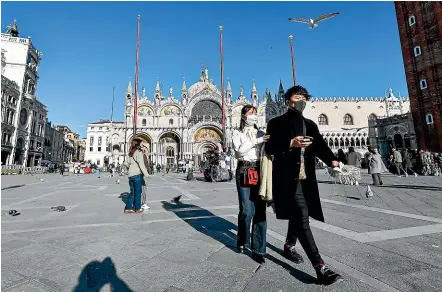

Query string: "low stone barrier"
[1, 165, 48, 175]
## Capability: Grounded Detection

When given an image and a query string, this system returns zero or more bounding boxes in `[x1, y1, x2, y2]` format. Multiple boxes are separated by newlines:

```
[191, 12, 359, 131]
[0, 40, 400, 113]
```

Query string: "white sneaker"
[141, 204, 150, 210]
[414, 173, 418, 177]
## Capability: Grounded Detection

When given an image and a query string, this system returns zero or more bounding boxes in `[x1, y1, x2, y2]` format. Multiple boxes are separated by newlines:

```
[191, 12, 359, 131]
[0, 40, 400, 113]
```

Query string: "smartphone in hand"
[303, 136, 314, 142]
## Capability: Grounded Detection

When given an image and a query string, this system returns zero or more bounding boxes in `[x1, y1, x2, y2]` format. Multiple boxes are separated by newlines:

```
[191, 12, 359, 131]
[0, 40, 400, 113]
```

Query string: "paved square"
[1, 171, 441, 291]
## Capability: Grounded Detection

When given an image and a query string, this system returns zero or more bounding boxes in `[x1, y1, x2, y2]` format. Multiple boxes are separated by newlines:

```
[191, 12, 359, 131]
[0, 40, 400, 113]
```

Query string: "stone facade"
[1, 19, 47, 166]
[395, 1, 442, 152]
[43, 121, 65, 164]
[85, 68, 410, 167]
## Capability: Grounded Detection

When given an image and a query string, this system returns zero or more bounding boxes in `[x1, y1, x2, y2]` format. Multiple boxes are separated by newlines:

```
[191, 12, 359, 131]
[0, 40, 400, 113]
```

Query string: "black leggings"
[286, 183, 324, 266]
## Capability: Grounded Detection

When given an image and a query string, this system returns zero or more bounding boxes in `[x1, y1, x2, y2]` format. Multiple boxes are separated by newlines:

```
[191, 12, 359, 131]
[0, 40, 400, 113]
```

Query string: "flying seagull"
[288, 12, 340, 29]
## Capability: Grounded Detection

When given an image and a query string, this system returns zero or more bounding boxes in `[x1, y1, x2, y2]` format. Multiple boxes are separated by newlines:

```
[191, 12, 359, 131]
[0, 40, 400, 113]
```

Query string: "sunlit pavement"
[1, 171, 441, 292]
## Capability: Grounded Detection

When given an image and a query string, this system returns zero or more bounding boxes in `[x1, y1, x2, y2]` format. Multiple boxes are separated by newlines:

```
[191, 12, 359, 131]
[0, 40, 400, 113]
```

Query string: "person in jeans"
[125, 138, 150, 214]
[140, 143, 152, 211]
[367, 147, 388, 185]
[232, 104, 269, 264]
[266, 85, 342, 285]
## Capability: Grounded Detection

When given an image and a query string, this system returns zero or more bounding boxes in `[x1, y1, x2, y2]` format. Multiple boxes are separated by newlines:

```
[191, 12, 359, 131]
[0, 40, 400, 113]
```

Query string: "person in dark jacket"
[266, 85, 342, 286]
[337, 149, 347, 164]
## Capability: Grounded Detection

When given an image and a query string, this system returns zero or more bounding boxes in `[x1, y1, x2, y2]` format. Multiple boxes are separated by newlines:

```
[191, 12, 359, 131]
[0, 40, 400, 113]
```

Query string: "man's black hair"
[284, 85, 312, 101]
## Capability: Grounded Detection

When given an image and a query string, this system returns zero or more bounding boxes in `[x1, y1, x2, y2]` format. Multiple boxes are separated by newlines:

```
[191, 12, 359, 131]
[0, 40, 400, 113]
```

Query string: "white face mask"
[245, 114, 258, 126]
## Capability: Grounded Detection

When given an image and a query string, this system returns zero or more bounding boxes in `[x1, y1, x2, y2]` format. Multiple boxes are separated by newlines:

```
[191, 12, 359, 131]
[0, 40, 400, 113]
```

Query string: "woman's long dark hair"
[129, 138, 142, 157]
[239, 105, 258, 131]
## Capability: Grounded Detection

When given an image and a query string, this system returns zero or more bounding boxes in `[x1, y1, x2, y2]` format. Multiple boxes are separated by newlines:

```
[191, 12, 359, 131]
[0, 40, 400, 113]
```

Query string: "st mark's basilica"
[84, 68, 410, 167]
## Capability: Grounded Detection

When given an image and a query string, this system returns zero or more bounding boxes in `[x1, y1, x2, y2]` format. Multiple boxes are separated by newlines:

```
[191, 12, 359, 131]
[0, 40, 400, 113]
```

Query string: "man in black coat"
[265, 85, 342, 286]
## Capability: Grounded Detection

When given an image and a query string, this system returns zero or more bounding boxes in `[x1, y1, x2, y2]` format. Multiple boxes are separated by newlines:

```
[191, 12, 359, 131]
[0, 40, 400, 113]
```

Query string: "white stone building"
[1, 19, 47, 166]
[84, 68, 410, 167]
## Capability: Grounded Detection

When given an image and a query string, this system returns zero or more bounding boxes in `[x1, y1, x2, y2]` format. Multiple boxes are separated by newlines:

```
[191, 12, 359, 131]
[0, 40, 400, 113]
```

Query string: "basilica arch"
[192, 126, 222, 166]
[157, 131, 181, 166]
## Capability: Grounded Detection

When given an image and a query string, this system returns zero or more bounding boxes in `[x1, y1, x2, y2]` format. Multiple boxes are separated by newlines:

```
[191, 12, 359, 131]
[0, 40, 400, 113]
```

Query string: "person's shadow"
[73, 257, 132, 292]
[161, 201, 317, 285]
[161, 200, 238, 252]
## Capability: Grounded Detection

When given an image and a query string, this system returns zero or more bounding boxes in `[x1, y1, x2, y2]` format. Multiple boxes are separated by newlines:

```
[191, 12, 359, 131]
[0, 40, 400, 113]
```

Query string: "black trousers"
[285, 182, 324, 266]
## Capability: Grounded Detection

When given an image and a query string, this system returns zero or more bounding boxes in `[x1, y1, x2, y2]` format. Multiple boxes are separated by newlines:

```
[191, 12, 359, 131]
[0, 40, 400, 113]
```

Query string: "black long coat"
[265, 112, 336, 222]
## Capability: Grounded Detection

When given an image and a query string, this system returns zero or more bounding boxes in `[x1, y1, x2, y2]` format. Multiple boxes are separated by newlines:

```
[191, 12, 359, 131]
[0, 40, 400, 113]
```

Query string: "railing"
[188, 115, 222, 127]
[1, 164, 48, 175]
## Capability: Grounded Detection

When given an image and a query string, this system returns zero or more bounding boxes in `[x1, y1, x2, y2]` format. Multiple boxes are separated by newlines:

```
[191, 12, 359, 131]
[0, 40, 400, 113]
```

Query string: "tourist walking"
[125, 138, 150, 214]
[140, 143, 152, 211]
[232, 104, 268, 264]
[346, 147, 361, 167]
[265, 85, 342, 285]
[367, 148, 388, 185]
[403, 150, 417, 177]
[392, 148, 407, 176]
[337, 149, 347, 165]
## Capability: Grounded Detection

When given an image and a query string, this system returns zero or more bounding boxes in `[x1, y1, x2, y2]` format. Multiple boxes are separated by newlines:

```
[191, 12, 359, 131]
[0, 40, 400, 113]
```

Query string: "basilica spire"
[126, 79, 133, 95]
[226, 79, 232, 105]
[181, 78, 187, 92]
[181, 78, 188, 105]
[251, 80, 258, 106]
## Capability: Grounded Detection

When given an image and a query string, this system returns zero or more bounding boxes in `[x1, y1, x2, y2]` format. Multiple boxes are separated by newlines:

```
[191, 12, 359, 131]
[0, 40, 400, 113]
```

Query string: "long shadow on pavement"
[73, 257, 132, 292]
[317, 180, 442, 192]
[161, 200, 316, 285]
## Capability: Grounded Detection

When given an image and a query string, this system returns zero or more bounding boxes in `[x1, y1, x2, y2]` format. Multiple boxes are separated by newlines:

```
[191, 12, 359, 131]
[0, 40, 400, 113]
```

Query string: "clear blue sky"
[1, 1, 407, 137]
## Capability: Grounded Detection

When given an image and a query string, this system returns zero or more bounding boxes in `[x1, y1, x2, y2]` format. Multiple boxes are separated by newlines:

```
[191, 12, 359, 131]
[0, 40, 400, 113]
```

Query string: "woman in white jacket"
[231, 105, 269, 264]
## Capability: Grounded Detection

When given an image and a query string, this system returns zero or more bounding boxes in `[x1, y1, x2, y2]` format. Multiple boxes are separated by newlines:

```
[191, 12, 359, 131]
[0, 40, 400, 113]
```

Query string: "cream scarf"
[258, 144, 273, 202]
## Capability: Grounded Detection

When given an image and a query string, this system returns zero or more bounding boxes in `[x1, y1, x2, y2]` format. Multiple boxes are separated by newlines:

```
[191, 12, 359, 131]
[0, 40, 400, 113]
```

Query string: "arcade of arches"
[119, 127, 223, 167]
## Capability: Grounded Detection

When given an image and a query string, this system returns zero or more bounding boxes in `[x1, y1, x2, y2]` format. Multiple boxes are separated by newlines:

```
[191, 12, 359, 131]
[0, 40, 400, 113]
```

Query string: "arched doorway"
[158, 132, 180, 166]
[14, 138, 24, 165]
[193, 127, 222, 166]
[394, 133, 403, 149]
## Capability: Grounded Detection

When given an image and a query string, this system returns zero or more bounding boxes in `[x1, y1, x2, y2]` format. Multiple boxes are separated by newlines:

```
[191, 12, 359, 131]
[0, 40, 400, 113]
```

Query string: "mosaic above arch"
[160, 105, 181, 116]
[194, 127, 222, 143]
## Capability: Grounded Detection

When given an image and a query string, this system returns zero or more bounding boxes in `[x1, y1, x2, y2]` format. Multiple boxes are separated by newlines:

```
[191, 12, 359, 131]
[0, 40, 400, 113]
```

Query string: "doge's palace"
[84, 68, 409, 167]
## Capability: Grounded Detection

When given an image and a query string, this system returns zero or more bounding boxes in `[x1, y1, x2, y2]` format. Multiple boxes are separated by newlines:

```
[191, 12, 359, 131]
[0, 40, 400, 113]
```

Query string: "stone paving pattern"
[1, 170, 441, 292]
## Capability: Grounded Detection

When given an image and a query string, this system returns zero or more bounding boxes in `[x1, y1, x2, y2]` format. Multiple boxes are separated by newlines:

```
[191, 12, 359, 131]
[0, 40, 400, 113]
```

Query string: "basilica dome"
[187, 68, 221, 99]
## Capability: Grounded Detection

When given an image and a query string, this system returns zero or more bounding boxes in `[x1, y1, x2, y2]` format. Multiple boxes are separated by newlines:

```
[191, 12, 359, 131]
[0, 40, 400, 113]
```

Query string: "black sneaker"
[316, 265, 343, 286]
[252, 253, 265, 264]
[283, 245, 304, 264]
[237, 246, 245, 254]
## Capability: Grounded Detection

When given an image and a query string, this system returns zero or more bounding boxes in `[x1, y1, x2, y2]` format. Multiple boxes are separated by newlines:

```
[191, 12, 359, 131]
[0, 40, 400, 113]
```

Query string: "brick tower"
[395, 2, 442, 152]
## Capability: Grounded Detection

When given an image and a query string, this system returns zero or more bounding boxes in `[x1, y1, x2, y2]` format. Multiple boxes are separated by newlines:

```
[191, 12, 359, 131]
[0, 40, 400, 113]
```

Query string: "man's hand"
[331, 161, 339, 167]
[290, 136, 312, 148]
[263, 135, 270, 142]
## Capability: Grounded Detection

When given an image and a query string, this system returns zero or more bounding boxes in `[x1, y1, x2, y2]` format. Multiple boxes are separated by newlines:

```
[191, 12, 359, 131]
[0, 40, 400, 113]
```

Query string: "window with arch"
[420, 79, 427, 89]
[166, 146, 174, 157]
[425, 113, 434, 124]
[343, 114, 354, 125]
[142, 119, 146, 126]
[368, 113, 377, 120]
[414, 46, 421, 57]
[318, 114, 328, 125]
[169, 118, 173, 126]
[408, 15, 416, 26]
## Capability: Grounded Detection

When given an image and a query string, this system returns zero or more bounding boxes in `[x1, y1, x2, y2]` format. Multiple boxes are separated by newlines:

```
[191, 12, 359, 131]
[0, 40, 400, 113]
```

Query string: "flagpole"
[111, 86, 115, 165]
[111, 87, 115, 122]
[133, 15, 140, 139]
[219, 25, 226, 146]
[289, 34, 296, 86]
